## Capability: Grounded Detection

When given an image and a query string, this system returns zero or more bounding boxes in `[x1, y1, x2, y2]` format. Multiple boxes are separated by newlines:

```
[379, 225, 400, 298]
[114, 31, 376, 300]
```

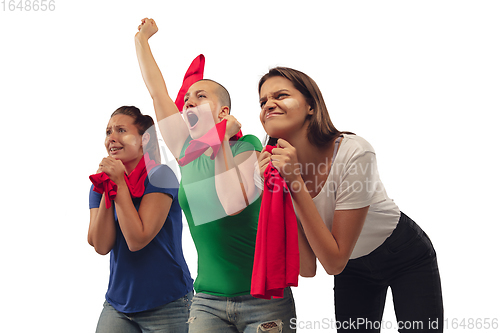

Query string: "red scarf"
[174, 54, 205, 113]
[251, 145, 300, 299]
[89, 153, 158, 209]
[178, 119, 242, 166]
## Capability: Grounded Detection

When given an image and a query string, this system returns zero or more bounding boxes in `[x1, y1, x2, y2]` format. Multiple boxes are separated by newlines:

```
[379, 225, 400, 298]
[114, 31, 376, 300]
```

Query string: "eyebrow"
[106, 124, 126, 131]
[259, 89, 290, 103]
[184, 89, 207, 100]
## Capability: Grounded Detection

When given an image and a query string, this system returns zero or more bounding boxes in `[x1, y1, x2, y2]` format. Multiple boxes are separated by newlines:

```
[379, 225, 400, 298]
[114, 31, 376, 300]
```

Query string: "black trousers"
[334, 212, 444, 332]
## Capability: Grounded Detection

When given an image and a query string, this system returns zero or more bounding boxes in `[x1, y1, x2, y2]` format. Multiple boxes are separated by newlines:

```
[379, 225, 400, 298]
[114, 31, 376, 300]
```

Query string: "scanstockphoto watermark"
[275, 155, 379, 179]
[291, 318, 434, 330]
[290, 317, 499, 330]
[263, 164, 386, 197]
[285, 176, 386, 197]
[263, 154, 385, 196]
[1, 0, 55, 11]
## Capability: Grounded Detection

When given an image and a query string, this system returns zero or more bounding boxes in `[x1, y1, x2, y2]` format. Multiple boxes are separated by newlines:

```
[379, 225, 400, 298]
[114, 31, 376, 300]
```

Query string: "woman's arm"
[100, 157, 174, 252]
[297, 220, 317, 277]
[114, 188, 173, 252]
[292, 182, 367, 275]
[214, 116, 261, 216]
[88, 195, 116, 255]
[135, 18, 189, 158]
[215, 145, 261, 216]
[266, 139, 367, 275]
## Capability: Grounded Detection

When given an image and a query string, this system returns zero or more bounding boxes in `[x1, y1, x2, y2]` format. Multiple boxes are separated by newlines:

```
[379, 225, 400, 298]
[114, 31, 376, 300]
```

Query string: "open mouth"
[109, 147, 123, 154]
[185, 110, 199, 128]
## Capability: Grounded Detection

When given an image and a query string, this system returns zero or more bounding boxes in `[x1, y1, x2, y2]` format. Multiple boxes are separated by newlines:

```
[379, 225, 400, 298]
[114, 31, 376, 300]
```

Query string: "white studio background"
[1, 1, 499, 332]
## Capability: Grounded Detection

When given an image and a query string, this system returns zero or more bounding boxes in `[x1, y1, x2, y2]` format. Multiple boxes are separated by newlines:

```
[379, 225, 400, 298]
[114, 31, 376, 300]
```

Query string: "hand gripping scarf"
[251, 145, 300, 299]
[177, 119, 242, 166]
[89, 153, 158, 209]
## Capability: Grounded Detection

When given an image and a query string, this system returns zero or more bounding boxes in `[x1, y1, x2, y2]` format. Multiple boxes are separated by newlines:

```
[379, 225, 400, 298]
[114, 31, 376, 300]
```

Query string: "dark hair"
[110, 106, 161, 163]
[258, 67, 352, 147]
[200, 79, 231, 112]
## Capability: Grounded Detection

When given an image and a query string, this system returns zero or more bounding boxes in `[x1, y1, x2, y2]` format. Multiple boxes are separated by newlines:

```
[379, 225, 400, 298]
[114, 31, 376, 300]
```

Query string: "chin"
[189, 118, 217, 139]
[189, 126, 211, 140]
[188, 127, 204, 140]
[264, 126, 286, 141]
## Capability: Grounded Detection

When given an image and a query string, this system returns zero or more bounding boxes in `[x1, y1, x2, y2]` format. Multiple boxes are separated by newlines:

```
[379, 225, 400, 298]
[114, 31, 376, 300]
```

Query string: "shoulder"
[340, 134, 376, 157]
[146, 164, 180, 190]
[232, 134, 263, 153]
[89, 184, 102, 209]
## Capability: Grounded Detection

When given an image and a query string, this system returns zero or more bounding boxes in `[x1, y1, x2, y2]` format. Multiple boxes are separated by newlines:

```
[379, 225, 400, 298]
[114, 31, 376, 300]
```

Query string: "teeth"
[267, 112, 280, 118]
[110, 147, 122, 151]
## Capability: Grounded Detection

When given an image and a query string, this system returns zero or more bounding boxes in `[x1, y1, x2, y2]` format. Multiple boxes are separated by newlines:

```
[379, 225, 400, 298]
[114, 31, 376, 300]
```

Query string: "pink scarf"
[251, 145, 300, 299]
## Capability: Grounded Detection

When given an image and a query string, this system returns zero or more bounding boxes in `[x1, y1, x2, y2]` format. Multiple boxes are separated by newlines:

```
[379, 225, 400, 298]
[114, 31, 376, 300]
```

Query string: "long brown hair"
[258, 67, 352, 147]
[110, 106, 161, 163]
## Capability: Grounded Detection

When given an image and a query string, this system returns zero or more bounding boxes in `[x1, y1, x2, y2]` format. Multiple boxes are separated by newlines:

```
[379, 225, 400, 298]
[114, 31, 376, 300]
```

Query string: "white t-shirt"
[302, 134, 400, 259]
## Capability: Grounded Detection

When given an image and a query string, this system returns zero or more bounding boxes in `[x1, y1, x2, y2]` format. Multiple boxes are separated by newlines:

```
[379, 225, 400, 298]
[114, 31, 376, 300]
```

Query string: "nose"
[262, 99, 277, 112]
[184, 96, 196, 110]
[106, 130, 117, 145]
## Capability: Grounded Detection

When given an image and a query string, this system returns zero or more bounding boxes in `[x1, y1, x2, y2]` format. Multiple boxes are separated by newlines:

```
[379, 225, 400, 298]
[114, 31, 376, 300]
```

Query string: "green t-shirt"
[178, 135, 263, 297]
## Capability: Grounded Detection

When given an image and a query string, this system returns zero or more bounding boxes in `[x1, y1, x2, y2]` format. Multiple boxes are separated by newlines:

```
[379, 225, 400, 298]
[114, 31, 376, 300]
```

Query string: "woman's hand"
[136, 18, 158, 39]
[222, 115, 241, 141]
[257, 149, 271, 178]
[99, 156, 126, 185]
[269, 138, 302, 184]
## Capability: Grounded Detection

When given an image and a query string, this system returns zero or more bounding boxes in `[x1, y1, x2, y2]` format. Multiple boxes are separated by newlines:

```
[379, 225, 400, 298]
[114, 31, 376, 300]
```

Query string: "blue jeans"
[95, 291, 193, 333]
[334, 213, 443, 332]
[188, 287, 296, 333]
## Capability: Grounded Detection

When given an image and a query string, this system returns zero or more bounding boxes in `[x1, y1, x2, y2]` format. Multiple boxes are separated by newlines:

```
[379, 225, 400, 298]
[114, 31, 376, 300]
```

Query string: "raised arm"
[135, 18, 189, 158]
[214, 115, 261, 215]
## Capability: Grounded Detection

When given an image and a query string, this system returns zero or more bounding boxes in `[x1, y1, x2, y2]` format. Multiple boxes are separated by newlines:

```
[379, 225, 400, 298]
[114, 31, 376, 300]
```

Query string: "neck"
[285, 134, 336, 179]
[123, 155, 144, 175]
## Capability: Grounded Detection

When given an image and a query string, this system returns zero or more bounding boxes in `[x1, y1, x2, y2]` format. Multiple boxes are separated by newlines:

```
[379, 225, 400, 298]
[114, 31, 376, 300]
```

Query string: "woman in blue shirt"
[88, 106, 193, 333]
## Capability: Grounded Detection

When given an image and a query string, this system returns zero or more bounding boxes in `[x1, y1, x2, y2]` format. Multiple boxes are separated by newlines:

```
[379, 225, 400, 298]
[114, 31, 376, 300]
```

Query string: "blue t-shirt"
[89, 164, 193, 313]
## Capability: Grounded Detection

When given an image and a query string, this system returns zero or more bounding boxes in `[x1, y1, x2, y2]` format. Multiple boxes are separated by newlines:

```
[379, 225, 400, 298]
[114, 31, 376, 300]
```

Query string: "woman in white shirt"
[257, 67, 443, 332]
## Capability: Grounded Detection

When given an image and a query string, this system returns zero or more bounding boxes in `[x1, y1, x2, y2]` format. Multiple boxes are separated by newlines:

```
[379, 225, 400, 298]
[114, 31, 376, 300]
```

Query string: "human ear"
[141, 132, 151, 147]
[218, 106, 230, 119]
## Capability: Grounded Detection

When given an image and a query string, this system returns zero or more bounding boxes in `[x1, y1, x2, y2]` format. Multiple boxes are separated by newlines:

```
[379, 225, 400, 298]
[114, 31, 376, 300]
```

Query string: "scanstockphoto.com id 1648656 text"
[289, 317, 499, 331]
[290, 317, 437, 331]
